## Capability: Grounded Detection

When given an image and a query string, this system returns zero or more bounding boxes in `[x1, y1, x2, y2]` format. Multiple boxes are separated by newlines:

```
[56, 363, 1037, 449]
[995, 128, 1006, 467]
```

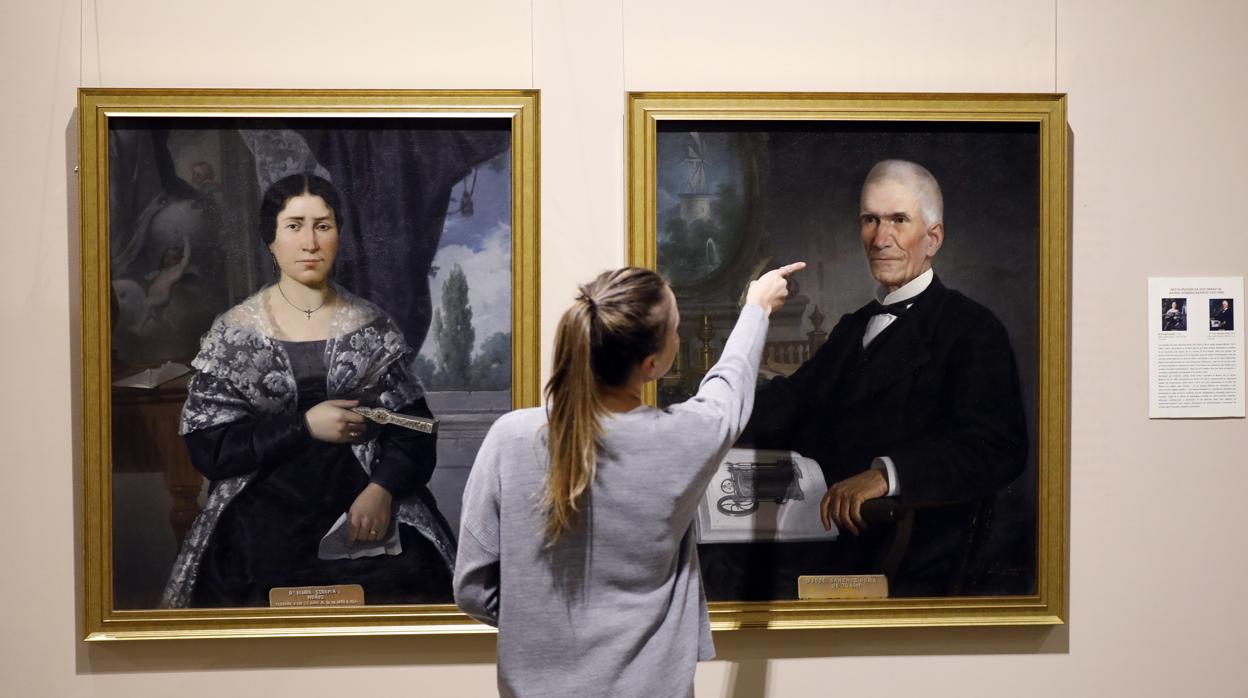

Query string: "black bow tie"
[868, 299, 913, 317]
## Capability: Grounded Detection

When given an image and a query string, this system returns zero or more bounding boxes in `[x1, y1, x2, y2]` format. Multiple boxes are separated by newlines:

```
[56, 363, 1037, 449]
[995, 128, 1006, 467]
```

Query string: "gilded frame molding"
[79, 88, 539, 640]
[627, 92, 1067, 629]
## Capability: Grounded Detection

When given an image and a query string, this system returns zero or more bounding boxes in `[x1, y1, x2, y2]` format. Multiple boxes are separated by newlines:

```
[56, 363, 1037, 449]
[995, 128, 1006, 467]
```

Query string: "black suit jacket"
[1213, 306, 1234, 330]
[746, 275, 1028, 593]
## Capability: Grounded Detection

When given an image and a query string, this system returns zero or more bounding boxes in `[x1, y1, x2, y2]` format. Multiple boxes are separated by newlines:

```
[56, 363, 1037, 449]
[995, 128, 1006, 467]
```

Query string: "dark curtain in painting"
[297, 121, 508, 350]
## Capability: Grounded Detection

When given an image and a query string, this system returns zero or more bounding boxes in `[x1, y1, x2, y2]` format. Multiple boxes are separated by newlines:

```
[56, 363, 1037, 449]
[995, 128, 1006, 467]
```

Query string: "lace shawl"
[161, 285, 455, 608]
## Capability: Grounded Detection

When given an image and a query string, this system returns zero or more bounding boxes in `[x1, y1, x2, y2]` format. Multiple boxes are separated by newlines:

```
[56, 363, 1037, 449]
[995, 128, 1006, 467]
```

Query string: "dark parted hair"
[542, 267, 672, 543]
[257, 173, 344, 245]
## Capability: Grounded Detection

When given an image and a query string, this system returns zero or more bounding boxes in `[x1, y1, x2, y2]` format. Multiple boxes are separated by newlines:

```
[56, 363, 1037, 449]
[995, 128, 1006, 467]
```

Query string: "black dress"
[189, 339, 452, 606]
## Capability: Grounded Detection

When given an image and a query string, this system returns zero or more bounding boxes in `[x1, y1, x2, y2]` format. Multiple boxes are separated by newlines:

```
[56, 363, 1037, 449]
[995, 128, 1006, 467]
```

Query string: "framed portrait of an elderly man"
[79, 89, 538, 639]
[627, 92, 1067, 628]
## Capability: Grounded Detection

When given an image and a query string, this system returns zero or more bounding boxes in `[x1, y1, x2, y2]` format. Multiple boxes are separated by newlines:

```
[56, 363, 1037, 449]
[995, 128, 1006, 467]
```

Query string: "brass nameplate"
[269, 584, 366, 607]
[797, 574, 889, 600]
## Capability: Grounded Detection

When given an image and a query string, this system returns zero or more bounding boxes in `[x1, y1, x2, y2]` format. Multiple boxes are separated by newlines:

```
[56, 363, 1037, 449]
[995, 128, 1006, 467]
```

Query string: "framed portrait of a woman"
[79, 89, 538, 639]
[628, 92, 1067, 629]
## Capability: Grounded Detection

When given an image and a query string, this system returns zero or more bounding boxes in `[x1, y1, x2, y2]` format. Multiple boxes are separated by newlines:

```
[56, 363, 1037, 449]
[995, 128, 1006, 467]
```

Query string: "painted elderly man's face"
[859, 177, 944, 292]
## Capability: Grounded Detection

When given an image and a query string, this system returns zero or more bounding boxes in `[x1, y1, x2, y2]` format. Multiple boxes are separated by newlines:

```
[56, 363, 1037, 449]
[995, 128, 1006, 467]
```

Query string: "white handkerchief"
[317, 513, 403, 560]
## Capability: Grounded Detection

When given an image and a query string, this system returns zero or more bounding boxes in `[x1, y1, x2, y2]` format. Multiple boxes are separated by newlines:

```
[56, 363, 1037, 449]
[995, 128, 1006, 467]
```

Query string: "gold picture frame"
[80, 88, 539, 640]
[627, 92, 1067, 628]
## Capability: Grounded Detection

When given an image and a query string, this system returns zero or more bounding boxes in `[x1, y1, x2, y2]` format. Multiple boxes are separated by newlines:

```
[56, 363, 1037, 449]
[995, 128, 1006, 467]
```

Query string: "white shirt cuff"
[870, 456, 899, 497]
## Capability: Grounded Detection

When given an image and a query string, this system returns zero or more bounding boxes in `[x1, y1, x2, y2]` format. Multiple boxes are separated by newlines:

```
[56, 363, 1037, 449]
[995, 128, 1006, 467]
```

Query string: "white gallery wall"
[1, 0, 1245, 695]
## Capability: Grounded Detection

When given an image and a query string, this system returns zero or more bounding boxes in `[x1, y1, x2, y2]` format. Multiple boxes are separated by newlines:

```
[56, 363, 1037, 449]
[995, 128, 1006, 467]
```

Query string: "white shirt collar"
[878, 268, 934, 305]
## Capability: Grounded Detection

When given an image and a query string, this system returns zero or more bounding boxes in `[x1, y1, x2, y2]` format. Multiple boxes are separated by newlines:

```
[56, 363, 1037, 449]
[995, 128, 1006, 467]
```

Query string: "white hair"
[862, 159, 944, 227]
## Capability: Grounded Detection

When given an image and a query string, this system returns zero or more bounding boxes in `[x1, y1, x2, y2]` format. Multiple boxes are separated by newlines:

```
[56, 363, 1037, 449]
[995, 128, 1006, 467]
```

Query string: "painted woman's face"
[269, 194, 339, 287]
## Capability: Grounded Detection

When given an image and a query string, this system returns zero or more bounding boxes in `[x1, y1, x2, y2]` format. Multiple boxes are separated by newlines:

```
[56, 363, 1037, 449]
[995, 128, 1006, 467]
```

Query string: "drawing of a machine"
[716, 459, 804, 516]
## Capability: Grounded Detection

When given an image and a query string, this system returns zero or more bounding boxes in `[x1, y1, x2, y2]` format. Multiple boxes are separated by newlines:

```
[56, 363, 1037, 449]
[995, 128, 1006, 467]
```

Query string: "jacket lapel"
[813, 310, 869, 406]
[841, 276, 947, 407]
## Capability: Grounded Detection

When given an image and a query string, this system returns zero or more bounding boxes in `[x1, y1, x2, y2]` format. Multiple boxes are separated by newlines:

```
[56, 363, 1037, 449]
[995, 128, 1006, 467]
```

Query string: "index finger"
[328, 399, 361, 408]
[775, 261, 807, 277]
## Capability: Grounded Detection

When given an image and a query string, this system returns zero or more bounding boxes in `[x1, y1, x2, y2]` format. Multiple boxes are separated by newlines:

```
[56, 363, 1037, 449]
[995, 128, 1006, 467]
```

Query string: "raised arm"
[681, 262, 804, 439]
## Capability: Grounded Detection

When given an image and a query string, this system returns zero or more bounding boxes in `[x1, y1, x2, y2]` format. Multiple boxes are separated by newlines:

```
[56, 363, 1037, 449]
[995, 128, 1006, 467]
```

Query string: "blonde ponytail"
[542, 268, 671, 544]
[542, 299, 603, 543]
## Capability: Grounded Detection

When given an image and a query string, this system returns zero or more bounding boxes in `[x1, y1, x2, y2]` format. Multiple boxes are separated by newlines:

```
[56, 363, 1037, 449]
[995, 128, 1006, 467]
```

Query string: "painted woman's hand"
[304, 399, 366, 443]
[347, 482, 393, 545]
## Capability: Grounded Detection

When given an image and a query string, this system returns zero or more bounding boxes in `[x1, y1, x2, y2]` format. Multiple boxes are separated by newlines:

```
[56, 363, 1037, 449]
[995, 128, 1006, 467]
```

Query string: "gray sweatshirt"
[454, 303, 768, 698]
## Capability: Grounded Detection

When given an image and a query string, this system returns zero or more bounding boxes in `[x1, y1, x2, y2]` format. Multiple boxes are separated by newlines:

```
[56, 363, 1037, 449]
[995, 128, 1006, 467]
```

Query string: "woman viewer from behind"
[455, 262, 803, 697]
[162, 173, 455, 608]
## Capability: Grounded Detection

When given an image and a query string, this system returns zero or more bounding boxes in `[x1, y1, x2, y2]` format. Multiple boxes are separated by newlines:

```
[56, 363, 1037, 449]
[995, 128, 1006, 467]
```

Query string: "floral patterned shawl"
[160, 284, 455, 608]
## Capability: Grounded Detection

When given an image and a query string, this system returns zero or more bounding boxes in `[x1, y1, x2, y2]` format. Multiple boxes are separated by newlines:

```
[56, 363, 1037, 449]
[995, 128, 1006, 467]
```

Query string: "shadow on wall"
[726, 659, 769, 697]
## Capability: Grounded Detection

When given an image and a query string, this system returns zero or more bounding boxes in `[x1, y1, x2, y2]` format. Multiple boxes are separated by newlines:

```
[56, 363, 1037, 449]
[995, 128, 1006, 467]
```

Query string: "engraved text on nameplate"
[797, 574, 889, 600]
[269, 584, 366, 607]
